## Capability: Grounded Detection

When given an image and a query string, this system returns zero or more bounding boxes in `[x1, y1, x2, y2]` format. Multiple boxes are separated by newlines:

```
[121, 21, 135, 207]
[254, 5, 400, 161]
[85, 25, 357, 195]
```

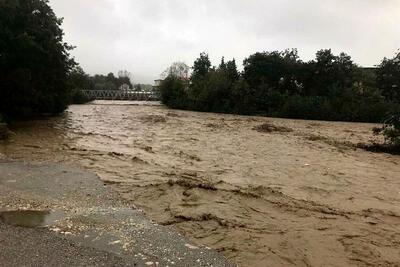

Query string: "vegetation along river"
[1, 101, 400, 266]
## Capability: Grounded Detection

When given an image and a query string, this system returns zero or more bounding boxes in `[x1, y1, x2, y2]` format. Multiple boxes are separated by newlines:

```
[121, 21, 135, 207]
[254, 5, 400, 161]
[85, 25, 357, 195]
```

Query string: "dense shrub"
[280, 95, 320, 119]
[374, 112, 400, 147]
[71, 90, 92, 104]
[160, 76, 188, 109]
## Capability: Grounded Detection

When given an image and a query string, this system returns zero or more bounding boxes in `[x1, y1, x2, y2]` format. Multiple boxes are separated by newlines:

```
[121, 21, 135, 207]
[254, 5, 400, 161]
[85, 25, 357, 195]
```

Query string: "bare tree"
[118, 70, 132, 82]
[161, 62, 190, 79]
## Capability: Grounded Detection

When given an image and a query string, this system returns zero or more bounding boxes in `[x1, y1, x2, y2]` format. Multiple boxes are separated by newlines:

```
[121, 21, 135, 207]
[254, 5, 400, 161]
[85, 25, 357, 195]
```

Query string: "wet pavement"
[0, 159, 231, 267]
[0, 210, 65, 228]
[0, 223, 134, 267]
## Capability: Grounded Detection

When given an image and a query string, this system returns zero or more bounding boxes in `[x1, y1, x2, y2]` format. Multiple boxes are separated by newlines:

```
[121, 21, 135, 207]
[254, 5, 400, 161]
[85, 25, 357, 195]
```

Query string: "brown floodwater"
[1, 100, 400, 266]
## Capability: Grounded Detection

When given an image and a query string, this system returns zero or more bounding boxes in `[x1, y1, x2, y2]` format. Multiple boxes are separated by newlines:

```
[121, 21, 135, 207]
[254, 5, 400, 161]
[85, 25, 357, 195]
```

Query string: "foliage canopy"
[0, 0, 76, 119]
[160, 49, 400, 123]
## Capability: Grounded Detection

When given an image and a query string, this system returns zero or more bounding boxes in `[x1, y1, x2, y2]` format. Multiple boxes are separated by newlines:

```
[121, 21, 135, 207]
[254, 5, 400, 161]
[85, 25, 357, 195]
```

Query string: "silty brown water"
[1, 101, 400, 266]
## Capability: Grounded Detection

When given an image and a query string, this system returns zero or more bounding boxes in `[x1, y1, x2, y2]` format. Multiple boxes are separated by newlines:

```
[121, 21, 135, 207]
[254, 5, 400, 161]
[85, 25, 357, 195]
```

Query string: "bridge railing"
[81, 90, 160, 101]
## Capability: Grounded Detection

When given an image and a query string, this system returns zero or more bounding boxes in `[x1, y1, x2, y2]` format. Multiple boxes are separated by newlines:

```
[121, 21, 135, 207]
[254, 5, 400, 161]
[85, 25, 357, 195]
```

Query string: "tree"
[191, 52, 211, 81]
[161, 62, 190, 79]
[105, 73, 118, 90]
[304, 49, 358, 96]
[226, 58, 239, 85]
[243, 51, 282, 89]
[0, 0, 76, 119]
[89, 72, 132, 90]
[219, 57, 227, 71]
[354, 67, 378, 96]
[186, 53, 212, 108]
[243, 49, 302, 95]
[68, 65, 94, 104]
[68, 66, 94, 90]
[203, 68, 231, 112]
[205, 57, 239, 112]
[160, 75, 187, 109]
[118, 70, 133, 89]
[118, 70, 132, 80]
[376, 51, 400, 103]
[134, 84, 142, 91]
[231, 77, 257, 114]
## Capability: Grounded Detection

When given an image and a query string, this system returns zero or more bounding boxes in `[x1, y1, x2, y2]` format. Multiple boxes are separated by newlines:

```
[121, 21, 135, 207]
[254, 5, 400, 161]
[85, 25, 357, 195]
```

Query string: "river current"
[2, 101, 400, 266]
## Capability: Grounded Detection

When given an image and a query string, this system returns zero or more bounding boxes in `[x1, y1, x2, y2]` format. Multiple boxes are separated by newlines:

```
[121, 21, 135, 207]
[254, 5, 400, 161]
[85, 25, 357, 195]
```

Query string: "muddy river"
[1, 101, 400, 266]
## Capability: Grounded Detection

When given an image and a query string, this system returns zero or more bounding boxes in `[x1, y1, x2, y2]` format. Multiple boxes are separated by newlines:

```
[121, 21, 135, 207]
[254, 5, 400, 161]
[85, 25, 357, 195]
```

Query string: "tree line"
[161, 49, 400, 123]
[0, 0, 141, 119]
[69, 67, 133, 91]
[69, 68, 155, 104]
[68, 67, 134, 104]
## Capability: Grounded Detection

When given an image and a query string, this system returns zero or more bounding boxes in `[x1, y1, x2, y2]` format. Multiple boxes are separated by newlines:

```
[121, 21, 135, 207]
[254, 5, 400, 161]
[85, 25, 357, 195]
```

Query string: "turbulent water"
[2, 101, 400, 266]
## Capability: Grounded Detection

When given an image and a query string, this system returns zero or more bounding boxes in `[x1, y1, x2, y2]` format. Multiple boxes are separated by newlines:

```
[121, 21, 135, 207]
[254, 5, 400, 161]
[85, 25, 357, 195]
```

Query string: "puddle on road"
[0, 210, 65, 228]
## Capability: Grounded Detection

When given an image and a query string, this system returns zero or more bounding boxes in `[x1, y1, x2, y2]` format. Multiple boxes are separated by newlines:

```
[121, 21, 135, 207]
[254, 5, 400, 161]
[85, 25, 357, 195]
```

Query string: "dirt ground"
[1, 101, 400, 266]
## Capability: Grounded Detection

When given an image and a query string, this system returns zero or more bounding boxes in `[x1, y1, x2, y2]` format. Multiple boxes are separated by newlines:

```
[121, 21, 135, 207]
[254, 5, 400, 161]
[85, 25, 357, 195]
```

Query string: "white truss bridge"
[81, 90, 159, 101]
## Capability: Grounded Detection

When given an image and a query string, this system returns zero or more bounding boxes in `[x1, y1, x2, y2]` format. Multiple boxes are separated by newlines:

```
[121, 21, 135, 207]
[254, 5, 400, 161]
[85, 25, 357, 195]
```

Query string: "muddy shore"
[1, 101, 400, 266]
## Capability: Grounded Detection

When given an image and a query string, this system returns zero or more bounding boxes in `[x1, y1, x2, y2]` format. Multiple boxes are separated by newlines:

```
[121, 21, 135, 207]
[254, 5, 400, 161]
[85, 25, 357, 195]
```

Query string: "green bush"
[71, 90, 92, 104]
[374, 112, 400, 147]
[160, 75, 188, 109]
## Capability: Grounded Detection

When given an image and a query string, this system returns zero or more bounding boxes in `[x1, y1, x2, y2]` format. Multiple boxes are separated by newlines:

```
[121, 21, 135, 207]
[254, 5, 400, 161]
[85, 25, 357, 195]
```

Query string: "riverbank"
[0, 158, 230, 266]
[1, 101, 400, 266]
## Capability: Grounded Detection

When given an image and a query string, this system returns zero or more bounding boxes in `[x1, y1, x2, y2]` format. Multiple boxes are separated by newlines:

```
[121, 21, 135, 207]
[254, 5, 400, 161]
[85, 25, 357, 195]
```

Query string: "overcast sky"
[50, 0, 400, 84]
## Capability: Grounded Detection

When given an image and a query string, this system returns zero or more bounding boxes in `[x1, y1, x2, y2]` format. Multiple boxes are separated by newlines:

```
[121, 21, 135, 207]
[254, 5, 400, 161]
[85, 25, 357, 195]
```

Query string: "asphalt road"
[0, 223, 134, 267]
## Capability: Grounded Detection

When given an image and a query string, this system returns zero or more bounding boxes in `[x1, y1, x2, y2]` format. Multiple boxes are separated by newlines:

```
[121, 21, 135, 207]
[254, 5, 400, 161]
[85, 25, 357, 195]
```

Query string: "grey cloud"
[50, 0, 400, 83]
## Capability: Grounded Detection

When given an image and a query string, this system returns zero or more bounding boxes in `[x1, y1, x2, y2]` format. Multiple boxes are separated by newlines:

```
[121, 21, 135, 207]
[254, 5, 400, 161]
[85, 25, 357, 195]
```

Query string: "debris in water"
[185, 243, 199, 249]
[253, 122, 292, 133]
[108, 240, 122, 245]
